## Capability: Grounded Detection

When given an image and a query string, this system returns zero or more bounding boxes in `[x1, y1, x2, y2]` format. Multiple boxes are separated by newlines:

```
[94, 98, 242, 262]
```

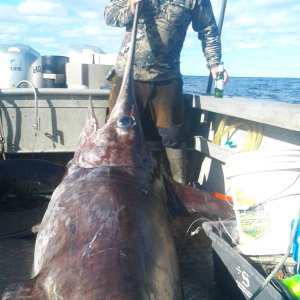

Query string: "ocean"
[183, 76, 300, 104]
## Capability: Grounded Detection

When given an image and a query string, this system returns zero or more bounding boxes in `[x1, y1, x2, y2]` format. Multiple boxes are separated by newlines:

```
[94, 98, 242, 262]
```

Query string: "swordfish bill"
[1, 3, 182, 299]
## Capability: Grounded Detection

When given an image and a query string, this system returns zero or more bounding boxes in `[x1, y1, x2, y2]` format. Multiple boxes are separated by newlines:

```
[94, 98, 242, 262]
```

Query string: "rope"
[212, 116, 263, 152]
[0, 112, 6, 160]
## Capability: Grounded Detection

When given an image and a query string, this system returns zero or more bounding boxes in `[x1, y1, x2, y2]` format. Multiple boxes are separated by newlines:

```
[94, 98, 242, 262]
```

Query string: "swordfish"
[0, 4, 233, 299]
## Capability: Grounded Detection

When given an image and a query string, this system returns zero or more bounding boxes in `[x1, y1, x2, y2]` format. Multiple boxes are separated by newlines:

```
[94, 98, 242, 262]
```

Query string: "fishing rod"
[206, 0, 227, 94]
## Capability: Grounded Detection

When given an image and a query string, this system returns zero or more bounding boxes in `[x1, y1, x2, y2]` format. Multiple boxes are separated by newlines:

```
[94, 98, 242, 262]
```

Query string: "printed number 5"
[242, 271, 250, 288]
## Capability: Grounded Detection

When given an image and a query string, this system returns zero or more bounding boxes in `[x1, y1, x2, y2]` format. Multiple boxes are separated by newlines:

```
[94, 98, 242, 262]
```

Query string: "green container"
[283, 274, 300, 299]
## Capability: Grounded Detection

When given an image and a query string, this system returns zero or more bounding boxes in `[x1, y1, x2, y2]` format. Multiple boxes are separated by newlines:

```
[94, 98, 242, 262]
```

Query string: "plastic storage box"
[203, 220, 292, 299]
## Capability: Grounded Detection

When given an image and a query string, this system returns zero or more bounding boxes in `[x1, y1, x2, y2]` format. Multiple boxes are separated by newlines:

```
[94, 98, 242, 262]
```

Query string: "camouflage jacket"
[104, 0, 221, 81]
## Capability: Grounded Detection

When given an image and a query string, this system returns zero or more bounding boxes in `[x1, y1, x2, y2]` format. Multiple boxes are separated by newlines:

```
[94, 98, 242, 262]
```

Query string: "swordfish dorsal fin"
[73, 99, 99, 166]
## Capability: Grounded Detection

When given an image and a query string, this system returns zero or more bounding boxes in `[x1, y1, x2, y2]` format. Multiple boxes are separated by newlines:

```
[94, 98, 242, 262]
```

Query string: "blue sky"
[0, 0, 299, 78]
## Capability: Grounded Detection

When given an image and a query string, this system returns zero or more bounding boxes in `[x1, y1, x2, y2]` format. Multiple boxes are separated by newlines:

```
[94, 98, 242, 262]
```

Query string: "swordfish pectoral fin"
[0, 278, 45, 300]
[173, 182, 234, 220]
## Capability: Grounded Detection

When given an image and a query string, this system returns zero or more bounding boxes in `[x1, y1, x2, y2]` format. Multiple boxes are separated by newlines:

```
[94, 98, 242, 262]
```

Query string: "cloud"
[0, 4, 15, 20]
[218, 0, 300, 54]
[60, 25, 103, 39]
[78, 11, 100, 20]
[251, 0, 299, 9]
[17, 0, 64, 15]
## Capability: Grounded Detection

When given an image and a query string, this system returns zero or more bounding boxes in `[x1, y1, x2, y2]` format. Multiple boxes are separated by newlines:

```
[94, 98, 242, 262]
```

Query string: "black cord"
[271, 277, 294, 300]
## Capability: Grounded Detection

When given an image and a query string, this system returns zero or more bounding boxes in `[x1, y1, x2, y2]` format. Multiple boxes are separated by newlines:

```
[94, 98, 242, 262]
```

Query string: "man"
[104, 0, 228, 183]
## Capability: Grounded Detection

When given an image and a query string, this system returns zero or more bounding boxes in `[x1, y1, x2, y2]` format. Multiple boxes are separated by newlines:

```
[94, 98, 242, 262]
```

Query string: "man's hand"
[130, 0, 141, 14]
[211, 65, 229, 84]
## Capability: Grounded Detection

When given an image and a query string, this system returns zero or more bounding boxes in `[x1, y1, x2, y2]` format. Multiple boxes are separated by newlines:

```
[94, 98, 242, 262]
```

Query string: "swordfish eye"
[116, 115, 135, 128]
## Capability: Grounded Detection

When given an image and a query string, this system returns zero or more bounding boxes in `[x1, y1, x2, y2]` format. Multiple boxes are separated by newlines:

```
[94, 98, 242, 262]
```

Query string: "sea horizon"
[183, 75, 300, 79]
[182, 76, 300, 104]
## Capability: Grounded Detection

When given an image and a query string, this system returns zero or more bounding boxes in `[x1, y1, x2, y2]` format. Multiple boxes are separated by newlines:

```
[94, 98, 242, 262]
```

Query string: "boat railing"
[184, 93, 300, 163]
[1, 89, 300, 159]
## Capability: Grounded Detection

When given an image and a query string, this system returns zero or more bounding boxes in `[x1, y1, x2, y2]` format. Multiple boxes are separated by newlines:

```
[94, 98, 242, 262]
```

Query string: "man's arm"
[104, 0, 133, 27]
[192, 0, 222, 71]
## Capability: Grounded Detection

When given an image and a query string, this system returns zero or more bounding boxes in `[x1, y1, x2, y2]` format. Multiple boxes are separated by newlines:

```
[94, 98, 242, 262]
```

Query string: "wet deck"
[0, 200, 228, 299]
